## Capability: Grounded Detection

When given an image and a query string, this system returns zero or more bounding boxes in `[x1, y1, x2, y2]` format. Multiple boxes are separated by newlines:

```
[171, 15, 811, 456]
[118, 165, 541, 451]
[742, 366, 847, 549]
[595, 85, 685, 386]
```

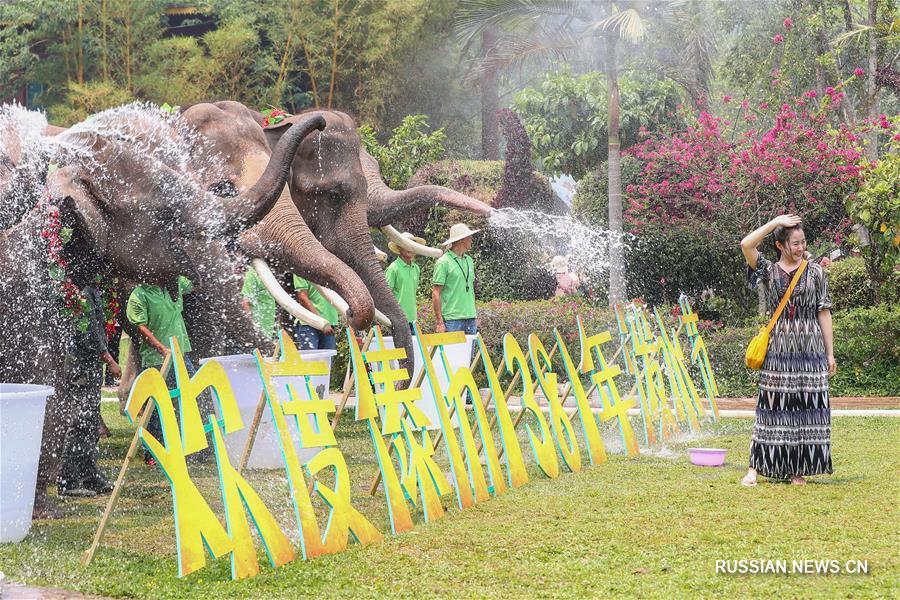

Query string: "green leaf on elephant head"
[76, 317, 89, 333]
[60, 227, 73, 244]
[48, 264, 65, 281]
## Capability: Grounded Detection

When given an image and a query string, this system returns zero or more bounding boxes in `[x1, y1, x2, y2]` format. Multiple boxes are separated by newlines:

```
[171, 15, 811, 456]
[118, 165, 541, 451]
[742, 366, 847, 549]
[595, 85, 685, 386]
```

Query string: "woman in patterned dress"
[739, 214, 837, 486]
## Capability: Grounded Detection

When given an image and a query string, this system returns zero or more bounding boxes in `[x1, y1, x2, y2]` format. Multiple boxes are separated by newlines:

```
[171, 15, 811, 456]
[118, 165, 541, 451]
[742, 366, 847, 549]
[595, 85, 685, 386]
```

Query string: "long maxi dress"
[748, 255, 833, 479]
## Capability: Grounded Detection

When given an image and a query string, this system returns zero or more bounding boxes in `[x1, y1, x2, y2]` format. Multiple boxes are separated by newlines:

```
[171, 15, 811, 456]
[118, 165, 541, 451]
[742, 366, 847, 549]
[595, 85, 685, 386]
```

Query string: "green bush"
[826, 257, 877, 311]
[571, 156, 642, 228]
[704, 305, 900, 397]
[405, 160, 557, 302]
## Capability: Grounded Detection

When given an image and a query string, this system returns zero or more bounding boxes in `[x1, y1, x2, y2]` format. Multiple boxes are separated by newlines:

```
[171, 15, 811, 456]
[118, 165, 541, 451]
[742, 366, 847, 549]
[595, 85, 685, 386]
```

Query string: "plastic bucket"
[200, 351, 336, 470]
[373, 335, 476, 430]
[0, 383, 53, 543]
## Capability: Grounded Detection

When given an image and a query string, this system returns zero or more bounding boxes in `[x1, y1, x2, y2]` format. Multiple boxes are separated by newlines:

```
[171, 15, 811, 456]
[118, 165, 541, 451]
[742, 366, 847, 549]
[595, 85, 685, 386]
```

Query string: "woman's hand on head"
[772, 214, 802, 228]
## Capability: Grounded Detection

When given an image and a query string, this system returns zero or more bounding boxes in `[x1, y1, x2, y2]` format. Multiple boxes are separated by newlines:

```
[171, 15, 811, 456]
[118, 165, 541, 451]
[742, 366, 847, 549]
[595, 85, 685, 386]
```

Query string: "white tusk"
[314, 283, 392, 329]
[252, 258, 328, 331]
[373, 244, 387, 262]
[380, 225, 442, 258]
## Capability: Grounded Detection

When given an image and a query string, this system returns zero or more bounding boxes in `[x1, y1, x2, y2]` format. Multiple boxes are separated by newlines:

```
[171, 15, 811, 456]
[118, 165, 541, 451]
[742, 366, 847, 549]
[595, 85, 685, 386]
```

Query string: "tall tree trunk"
[481, 26, 500, 160]
[865, 0, 879, 161]
[327, 0, 340, 109]
[77, 2, 84, 85]
[606, 35, 625, 306]
[101, 0, 108, 80]
[125, 9, 132, 93]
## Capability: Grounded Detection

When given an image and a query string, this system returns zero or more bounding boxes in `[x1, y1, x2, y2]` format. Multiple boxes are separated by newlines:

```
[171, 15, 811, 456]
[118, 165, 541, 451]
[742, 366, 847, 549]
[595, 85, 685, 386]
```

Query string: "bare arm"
[431, 285, 445, 333]
[817, 308, 837, 376]
[101, 351, 121, 379]
[136, 324, 168, 358]
[296, 289, 333, 336]
[740, 214, 802, 269]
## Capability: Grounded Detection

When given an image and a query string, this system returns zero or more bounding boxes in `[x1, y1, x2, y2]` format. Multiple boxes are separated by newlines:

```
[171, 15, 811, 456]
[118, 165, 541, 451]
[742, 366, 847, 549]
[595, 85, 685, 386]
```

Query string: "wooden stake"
[82, 353, 173, 567]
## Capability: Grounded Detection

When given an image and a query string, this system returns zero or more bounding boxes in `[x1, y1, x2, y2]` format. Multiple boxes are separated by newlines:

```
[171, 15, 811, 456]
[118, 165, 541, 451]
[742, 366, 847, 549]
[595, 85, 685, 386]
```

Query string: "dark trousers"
[58, 358, 103, 487]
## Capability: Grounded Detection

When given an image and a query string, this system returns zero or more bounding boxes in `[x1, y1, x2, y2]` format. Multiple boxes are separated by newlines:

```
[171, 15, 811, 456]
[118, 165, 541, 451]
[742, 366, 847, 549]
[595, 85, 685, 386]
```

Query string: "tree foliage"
[511, 70, 682, 178]
[359, 114, 447, 189]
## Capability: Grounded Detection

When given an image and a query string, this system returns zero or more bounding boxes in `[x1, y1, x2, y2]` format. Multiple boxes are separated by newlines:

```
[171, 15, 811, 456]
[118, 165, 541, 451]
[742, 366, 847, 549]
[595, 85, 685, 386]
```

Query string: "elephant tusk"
[373, 244, 387, 262]
[252, 258, 329, 331]
[380, 225, 442, 258]
[314, 283, 392, 329]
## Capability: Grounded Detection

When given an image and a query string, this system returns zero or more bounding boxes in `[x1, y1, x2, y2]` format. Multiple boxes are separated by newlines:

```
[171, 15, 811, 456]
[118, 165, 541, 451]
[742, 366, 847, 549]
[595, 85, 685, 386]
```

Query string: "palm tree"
[455, 0, 686, 306]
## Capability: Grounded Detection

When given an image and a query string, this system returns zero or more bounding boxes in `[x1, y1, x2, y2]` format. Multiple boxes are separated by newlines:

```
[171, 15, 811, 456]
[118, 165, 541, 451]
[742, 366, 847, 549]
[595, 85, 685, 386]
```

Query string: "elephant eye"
[209, 180, 238, 197]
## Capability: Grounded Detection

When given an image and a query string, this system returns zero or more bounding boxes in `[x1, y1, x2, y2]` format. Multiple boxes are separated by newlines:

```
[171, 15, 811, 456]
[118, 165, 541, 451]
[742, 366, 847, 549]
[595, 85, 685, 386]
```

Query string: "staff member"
[385, 232, 425, 330]
[432, 222, 480, 334]
[241, 264, 277, 340]
[293, 275, 340, 350]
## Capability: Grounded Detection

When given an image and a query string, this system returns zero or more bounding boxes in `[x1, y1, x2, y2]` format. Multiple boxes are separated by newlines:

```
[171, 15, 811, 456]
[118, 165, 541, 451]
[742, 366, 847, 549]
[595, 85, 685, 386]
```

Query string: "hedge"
[703, 304, 900, 397]
[331, 302, 899, 398]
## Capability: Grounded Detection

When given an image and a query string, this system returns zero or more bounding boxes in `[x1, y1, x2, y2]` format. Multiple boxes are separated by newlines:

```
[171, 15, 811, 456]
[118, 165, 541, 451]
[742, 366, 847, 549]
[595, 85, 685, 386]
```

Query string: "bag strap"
[765, 259, 807, 332]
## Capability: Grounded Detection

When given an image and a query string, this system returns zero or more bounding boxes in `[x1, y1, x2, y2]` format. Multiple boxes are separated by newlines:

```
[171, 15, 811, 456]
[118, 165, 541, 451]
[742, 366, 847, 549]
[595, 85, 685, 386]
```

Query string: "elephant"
[0, 102, 325, 517]
[260, 110, 492, 374]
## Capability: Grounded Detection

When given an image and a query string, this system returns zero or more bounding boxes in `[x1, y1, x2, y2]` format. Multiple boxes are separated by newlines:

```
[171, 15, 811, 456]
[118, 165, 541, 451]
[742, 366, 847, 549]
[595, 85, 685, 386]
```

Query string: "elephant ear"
[46, 166, 109, 252]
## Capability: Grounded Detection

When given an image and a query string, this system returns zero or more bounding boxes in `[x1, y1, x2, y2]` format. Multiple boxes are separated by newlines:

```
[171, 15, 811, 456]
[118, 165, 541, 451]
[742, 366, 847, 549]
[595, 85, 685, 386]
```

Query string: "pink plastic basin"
[688, 447, 727, 467]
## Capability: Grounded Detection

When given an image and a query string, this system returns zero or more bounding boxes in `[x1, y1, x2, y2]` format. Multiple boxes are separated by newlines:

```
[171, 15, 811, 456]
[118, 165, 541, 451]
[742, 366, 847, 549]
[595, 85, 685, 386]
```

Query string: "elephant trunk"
[240, 199, 376, 331]
[221, 114, 326, 235]
[327, 216, 415, 378]
[360, 148, 492, 228]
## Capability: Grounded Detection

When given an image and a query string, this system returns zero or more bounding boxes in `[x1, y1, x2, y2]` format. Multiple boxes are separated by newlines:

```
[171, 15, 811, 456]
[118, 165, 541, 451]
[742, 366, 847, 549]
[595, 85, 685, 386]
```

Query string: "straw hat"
[388, 232, 427, 255]
[441, 223, 481, 247]
[550, 255, 569, 274]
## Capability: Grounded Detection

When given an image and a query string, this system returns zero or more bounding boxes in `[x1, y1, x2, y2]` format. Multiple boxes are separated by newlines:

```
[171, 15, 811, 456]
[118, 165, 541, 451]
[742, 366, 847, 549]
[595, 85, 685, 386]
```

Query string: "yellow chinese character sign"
[118, 306, 719, 582]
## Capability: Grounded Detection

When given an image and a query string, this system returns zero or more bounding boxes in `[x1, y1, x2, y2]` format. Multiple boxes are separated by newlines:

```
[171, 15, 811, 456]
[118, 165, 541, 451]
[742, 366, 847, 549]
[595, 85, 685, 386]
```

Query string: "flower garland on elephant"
[40, 190, 121, 339]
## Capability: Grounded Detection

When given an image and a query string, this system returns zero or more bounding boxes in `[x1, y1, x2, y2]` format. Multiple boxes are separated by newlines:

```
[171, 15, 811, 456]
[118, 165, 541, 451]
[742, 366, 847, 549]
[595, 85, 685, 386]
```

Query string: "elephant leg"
[33, 364, 71, 519]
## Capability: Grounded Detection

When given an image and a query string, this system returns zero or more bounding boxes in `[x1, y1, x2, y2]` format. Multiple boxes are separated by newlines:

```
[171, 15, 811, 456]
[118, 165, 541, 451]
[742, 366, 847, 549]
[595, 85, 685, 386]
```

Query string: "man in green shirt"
[385, 232, 425, 330]
[293, 274, 340, 350]
[241, 265, 277, 340]
[126, 275, 195, 465]
[432, 222, 480, 334]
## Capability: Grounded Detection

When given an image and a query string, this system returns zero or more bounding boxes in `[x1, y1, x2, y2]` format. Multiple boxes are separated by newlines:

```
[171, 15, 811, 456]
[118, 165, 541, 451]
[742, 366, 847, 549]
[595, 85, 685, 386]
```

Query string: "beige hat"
[388, 232, 428, 255]
[550, 255, 569, 274]
[442, 222, 481, 247]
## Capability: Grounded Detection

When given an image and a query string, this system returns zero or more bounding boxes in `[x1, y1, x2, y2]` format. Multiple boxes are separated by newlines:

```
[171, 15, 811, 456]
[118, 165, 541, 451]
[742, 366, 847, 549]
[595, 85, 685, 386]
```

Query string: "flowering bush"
[623, 89, 891, 246]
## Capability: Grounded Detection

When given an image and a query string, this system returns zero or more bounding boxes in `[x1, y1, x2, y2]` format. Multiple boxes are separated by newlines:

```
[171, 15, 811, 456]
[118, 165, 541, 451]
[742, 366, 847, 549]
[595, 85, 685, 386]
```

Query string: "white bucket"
[200, 351, 336, 470]
[0, 383, 53, 543]
[372, 335, 476, 430]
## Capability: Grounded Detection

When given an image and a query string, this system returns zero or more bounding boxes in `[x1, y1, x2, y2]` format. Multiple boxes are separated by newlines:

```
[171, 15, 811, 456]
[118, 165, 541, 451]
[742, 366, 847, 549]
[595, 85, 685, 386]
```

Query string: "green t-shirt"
[384, 258, 420, 323]
[241, 266, 276, 339]
[292, 275, 341, 326]
[126, 276, 193, 368]
[432, 251, 476, 320]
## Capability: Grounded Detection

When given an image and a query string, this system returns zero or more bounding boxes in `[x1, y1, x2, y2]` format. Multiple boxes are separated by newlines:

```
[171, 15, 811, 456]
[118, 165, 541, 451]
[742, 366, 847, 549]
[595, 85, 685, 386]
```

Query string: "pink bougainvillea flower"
[759, 102, 769, 109]
[854, 67, 864, 77]
[723, 95, 732, 103]
[783, 17, 793, 30]
[805, 90, 818, 98]
[825, 86, 835, 95]
[773, 34, 784, 44]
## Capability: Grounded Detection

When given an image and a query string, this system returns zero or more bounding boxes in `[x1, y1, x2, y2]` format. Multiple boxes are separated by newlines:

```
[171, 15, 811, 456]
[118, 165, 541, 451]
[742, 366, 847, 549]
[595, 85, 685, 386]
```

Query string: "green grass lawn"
[1, 404, 897, 599]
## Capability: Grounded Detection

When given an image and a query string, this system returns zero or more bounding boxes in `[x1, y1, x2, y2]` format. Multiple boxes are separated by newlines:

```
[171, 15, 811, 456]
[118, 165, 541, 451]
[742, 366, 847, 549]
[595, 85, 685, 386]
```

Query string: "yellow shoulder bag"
[745, 259, 807, 370]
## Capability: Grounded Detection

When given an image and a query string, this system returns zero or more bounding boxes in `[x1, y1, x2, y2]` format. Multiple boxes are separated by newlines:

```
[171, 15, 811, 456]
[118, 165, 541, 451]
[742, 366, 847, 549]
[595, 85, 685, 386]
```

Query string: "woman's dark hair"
[773, 224, 804, 252]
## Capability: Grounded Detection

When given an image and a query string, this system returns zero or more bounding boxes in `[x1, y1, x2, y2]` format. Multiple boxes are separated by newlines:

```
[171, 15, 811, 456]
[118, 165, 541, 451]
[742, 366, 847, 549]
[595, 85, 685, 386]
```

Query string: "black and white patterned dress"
[748, 256, 833, 479]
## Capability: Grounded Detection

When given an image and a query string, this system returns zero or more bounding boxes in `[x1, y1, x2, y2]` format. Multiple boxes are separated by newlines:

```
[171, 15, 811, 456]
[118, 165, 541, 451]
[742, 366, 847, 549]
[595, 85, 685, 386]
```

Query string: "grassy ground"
[0, 405, 897, 599]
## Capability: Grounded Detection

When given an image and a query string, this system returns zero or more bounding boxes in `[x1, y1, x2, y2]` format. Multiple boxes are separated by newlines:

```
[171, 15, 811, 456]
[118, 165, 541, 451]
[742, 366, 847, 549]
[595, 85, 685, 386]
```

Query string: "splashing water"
[487, 207, 631, 282]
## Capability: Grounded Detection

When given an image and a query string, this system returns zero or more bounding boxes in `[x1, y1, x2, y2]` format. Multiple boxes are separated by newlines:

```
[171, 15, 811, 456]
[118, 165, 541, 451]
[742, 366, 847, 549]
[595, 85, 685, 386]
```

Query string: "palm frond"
[460, 26, 582, 84]
[454, 0, 589, 48]
[590, 8, 646, 43]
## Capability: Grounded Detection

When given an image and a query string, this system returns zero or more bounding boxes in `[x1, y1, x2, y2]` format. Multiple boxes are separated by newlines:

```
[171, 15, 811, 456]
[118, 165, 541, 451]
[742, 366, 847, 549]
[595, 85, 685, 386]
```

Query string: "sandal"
[790, 475, 807, 486]
[741, 473, 757, 487]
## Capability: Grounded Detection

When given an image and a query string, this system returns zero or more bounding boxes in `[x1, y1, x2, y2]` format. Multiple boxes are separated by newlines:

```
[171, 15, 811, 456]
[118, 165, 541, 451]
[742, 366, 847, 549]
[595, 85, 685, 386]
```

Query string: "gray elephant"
[0, 102, 324, 517]
[261, 110, 492, 373]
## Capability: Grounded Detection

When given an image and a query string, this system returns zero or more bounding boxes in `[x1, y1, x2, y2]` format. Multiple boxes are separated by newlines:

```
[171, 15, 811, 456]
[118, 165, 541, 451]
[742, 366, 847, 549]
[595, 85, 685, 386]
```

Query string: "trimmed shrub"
[572, 156, 642, 228]
[704, 304, 900, 397]
[826, 257, 877, 311]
